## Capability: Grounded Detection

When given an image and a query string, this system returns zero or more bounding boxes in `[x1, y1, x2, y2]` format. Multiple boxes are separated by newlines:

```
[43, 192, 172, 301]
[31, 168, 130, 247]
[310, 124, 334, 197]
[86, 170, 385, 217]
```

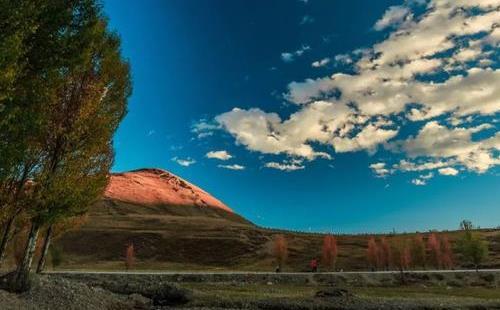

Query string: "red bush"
[272, 234, 288, 268]
[410, 234, 426, 268]
[427, 233, 441, 269]
[440, 235, 454, 269]
[322, 235, 338, 270]
[367, 237, 380, 270]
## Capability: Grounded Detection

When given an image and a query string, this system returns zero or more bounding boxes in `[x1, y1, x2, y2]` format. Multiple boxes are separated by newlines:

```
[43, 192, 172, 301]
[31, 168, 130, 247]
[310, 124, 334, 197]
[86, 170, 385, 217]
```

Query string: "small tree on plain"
[410, 234, 426, 269]
[321, 235, 338, 271]
[456, 223, 488, 271]
[125, 243, 135, 270]
[379, 237, 392, 270]
[427, 233, 441, 269]
[272, 234, 288, 271]
[392, 238, 411, 271]
[366, 237, 380, 270]
[440, 235, 454, 269]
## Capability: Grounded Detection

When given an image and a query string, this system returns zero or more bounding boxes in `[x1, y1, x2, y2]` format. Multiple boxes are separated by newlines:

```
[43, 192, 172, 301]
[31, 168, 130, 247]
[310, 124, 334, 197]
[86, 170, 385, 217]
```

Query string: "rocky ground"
[1, 274, 500, 309]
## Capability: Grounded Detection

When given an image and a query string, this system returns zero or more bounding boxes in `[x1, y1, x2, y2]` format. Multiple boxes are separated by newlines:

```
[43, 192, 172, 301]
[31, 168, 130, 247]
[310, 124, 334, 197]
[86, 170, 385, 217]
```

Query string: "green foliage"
[49, 245, 64, 268]
[0, 0, 131, 286]
[456, 225, 488, 269]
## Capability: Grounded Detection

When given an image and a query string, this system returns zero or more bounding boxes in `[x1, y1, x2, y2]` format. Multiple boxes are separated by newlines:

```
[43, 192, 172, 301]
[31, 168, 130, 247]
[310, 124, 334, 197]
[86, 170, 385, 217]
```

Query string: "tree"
[427, 233, 441, 269]
[8, 0, 131, 291]
[391, 238, 411, 272]
[440, 235, 454, 269]
[272, 234, 288, 271]
[410, 234, 426, 269]
[460, 220, 473, 231]
[321, 235, 338, 271]
[379, 237, 392, 270]
[456, 223, 488, 271]
[125, 243, 135, 270]
[366, 237, 380, 270]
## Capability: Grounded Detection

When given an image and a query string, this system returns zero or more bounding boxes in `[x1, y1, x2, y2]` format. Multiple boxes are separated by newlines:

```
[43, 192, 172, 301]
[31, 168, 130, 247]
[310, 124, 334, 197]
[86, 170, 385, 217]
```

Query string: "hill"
[52, 168, 500, 272]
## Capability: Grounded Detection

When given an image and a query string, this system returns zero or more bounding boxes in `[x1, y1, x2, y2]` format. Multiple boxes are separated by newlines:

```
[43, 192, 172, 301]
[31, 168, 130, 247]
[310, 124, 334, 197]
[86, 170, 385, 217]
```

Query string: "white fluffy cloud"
[438, 167, 459, 176]
[281, 45, 311, 62]
[172, 157, 196, 167]
[218, 164, 245, 170]
[213, 0, 500, 179]
[265, 161, 305, 171]
[206, 150, 233, 160]
[373, 5, 411, 31]
[312, 58, 330, 68]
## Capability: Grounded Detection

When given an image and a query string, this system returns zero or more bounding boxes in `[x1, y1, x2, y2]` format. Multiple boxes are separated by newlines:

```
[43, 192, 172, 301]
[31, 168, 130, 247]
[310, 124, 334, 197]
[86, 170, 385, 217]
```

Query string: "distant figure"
[310, 258, 318, 273]
[275, 265, 281, 273]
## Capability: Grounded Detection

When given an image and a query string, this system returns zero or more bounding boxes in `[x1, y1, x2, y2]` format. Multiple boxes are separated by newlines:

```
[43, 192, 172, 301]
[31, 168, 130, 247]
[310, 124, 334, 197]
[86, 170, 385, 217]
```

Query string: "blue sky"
[103, 0, 500, 233]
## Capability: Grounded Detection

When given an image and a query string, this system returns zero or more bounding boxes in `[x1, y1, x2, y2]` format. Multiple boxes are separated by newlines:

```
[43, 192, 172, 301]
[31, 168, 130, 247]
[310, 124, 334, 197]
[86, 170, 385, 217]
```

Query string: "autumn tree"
[391, 238, 411, 272]
[440, 235, 453, 269]
[6, 1, 131, 291]
[0, 1, 57, 267]
[410, 234, 426, 269]
[456, 223, 488, 271]
[125, 243, 135, 270]
[366, 237, 380, 270]
[322, 235, 338, 271]
[427, 233, 441, 269]
[379, 237, 392, 270]
[272, 234, 288, 271]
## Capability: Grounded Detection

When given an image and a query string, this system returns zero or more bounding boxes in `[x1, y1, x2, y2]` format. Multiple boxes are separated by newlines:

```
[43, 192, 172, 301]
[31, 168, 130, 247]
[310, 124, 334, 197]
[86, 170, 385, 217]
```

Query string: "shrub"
[440, 235, 454, 269]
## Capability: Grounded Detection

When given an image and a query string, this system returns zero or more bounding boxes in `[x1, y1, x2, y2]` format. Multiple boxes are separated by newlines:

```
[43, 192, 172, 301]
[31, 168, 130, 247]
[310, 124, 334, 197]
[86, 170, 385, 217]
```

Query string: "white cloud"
[218, 164, 245, 170]
[438, 167, 459, 176]
[214, 0, 500, 180]
[411, 178, 427, 186]
[373, 5, 411, 31]
[265, 161, 305, 172]
[191, 119, 220, 139]
[281, 45, 311, 62]
[312, 58, 330, 68]
[370, 162, 392, 177]
[172, 157, 196, 167]
[401, 121, 499, 173]
[206, 150, 233, 161]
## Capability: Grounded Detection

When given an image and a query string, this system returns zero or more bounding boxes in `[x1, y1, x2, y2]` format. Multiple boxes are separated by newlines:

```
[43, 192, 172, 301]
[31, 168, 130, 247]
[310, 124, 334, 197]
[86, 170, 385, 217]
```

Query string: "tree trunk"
[0, 215, 16, 268]
[36, 225, 53, 274]
[12, 221, 40, 292]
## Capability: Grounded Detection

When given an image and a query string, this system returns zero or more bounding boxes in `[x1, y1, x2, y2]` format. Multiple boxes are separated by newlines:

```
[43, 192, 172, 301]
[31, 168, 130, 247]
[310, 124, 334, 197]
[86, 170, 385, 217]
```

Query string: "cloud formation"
[281, 45, 311, 62]
[172, 157, 196, 167]
[206, 150, 233, 160]
[214, 0, 499, 180]
[218, 164, 245, 170]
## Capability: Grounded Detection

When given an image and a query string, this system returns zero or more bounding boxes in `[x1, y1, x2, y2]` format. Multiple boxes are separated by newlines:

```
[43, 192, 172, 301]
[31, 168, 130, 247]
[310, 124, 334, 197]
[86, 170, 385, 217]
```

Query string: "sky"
[103, 0, 500, 234]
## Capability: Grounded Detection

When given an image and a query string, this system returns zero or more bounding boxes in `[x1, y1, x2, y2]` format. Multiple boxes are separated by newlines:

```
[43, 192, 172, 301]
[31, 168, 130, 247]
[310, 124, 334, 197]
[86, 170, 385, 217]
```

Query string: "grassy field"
[176, 282, 500, 309]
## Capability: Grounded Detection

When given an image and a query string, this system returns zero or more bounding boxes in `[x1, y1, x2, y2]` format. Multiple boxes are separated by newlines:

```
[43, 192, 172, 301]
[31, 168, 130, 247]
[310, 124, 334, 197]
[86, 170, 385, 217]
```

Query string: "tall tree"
[440, 235, 454, 269]
[427, 233, 441, 269]
[456, 223, 488, 271]
[272, 234, 288, 271]
[9, 0, 131, 291]
[366, 237, 380, 271]
[321, 235, 338, 271]
[410, 234, 426, 269]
